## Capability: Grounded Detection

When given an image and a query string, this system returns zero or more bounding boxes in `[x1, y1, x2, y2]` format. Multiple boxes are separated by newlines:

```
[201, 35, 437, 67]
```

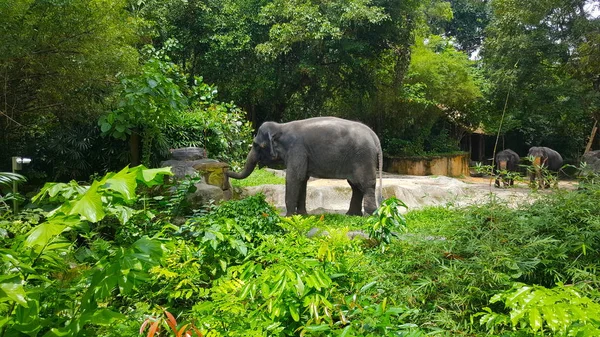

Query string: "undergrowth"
[2, 166, 599, 336]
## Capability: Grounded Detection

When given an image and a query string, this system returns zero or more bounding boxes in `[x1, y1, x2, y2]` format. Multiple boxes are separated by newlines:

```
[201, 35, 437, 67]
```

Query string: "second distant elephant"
[227, 117, 383, 216]
[528, 146, 563, 188]
[494, 149, 520, 187]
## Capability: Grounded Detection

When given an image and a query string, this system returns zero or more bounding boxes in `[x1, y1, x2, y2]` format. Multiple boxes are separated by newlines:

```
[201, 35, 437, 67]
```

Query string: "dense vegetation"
[1, 1, 600, 334]
[2, 0, 599, 180]
[1, 167, 600, 336]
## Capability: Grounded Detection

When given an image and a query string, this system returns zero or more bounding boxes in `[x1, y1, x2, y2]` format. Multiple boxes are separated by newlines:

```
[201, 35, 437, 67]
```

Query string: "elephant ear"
[268, 131, 281, 158]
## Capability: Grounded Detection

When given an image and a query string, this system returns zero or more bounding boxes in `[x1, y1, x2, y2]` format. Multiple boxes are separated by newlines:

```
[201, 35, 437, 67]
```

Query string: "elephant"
[227, 117, 383, 216]
[527, 146, 563, 188]
[494, 149, 520, 187]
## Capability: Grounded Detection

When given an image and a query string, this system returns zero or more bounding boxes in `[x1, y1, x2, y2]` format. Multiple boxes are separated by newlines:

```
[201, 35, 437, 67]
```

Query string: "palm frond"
[0, 172, 27, 188]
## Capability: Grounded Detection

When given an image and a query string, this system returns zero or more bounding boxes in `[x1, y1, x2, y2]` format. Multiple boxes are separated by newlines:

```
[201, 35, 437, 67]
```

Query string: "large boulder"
[187, 183, 225, 206]
[159, 147, 232, 209]
[170, 147, 206, 161]
[193, 161, 230, 190]
[582, 150, 600, 173]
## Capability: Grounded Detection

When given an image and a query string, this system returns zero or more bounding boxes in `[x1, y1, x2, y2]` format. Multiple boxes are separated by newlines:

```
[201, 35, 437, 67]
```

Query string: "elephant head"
[527, 146, 563, 188]
[227, 122, 284, 179]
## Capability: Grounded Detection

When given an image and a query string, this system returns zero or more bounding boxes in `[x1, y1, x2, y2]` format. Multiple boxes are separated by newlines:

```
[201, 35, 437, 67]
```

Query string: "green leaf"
[24, 220, 70, 253]
[110, 205, 136, 225]
[289, 304, 300, 322]
[295, 273, 305, 297]
[529, 307, 542, 332]
[303, 324, 330, 332]
[69, 181, 105, 222]
[103, 166, 138, 200]
[135, 166, 173, 186]
[0, 282, 28, 306]
[100, 122, 112, 133]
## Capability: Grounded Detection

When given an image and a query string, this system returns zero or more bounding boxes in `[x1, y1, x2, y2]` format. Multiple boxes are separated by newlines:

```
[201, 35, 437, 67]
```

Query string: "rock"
[307, 227, 330, 238]
[193, 161, 230, 190]
[160, 159, 220, 180]
[170, 147, 206, 161]
[582, 150, 600, 172]
[186, 183, 225, 208]
[346, 230, 369, 240]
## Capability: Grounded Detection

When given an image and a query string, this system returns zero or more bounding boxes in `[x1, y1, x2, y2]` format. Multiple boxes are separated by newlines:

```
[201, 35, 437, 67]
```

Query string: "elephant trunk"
[227, 149, 258, 179]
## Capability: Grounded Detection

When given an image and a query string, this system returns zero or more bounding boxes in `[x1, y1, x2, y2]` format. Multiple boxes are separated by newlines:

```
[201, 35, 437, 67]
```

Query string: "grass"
[229, 168, 286, 187]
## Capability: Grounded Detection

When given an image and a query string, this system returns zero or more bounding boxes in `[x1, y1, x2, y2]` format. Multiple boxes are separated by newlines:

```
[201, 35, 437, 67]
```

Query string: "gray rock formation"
[160, 147, 231, 209]
[582, 150, 600, 173]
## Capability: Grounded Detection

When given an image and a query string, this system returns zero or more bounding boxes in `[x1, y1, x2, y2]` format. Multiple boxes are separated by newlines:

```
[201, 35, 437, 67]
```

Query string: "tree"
[130, 0, 423, 129]
[0, 0, 138, 169]
[481, 0, 600, 159]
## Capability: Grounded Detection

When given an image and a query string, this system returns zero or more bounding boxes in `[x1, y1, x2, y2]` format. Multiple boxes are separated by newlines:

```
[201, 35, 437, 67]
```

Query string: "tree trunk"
[130, 129, 141, 167]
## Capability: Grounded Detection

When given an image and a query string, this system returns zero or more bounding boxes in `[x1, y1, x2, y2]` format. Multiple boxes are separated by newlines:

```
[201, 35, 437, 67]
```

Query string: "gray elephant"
[494, 149, 520, 187]
[528, 146, 563, 188]
[227, 117, 383, 216]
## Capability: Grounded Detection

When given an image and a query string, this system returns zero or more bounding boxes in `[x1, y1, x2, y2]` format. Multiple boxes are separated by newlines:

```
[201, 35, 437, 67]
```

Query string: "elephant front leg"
[347, 181, 364, 216]
[296, 179, 309, 215]
[285, 178, 303, 216]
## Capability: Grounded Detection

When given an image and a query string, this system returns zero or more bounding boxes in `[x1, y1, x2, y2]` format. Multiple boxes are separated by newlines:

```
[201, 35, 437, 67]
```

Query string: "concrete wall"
[384, 153, 470, 177]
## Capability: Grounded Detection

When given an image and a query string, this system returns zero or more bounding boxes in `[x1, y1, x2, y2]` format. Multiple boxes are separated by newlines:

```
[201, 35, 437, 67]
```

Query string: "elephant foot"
[346, 209, 363, 216]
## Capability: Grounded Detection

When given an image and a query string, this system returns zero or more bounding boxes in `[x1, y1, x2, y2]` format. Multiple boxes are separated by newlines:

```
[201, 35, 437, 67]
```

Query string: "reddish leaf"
[147, 320, 160, 337]
[164, 310, 178, 334]
[139, 319, 151, 334]
[190, 326, 204, 337]
[176, 324, 190, 337]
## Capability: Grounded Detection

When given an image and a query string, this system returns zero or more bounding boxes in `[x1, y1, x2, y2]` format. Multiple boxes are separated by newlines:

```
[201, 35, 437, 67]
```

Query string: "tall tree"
[131, 0, 423, 129]
[0, 0, 138, 169]
[481, 0, 600, 159]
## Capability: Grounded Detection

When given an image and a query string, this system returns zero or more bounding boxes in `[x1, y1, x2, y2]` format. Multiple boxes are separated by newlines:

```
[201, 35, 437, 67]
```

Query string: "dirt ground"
[245, 171, 579, 214]
[450, 175, 578, 209]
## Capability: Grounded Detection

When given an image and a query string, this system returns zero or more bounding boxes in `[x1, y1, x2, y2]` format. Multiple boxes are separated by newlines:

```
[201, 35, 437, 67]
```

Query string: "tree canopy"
[1, 0, 599, 178]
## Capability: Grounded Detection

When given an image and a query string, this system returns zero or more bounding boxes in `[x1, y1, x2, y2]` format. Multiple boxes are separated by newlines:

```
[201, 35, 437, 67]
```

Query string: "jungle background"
[2, 0, 599, 181]
[2, 1, 600, 336]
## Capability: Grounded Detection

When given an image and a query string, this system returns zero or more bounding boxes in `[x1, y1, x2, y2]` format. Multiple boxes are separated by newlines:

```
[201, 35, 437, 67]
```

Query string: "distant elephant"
[494, 149, 520, 187]
[528, 146, 563, 188]
[227, 117, 383, 216]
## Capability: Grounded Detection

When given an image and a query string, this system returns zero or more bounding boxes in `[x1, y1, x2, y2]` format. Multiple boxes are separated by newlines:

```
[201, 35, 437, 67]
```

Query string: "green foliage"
[0, 0, 138, 170]
[161, 90, 254, 170]
[481, 0, 599, 160]
[0, 172, 26, 214]
[229, 168, 286, 188]
[366, 197, 408, 250]
[3, 161, 600, 336]
[477, 283, 600, 336]
[0, 166, 171, 336]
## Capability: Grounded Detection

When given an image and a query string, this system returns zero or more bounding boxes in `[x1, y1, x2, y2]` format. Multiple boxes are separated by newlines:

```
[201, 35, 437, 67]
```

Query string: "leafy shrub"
[366, 197, 408, 250]
[0, 166, 171, 336]
[477, 283, 600, 336]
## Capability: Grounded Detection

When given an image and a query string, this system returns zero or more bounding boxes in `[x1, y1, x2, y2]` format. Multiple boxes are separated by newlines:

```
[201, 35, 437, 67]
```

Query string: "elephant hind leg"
[362, 185, 377, 215]
[346, 181, 364, 216]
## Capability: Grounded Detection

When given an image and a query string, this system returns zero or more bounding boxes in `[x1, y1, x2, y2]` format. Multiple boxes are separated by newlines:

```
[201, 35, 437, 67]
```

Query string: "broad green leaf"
[24, 221, 69, 252]
[110, 205, 136, 225]
[103, 166, 138, 200]
[295, 273, 305, 297]
[529, 308, 542, 332]
[289, 304, 300, 321]
[0, 282, 28, 306]
[360, 281, 377, 293]
[69, 181, 105, 222]
[135, 166, 173, 186]
[303, 324, 330, 332]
